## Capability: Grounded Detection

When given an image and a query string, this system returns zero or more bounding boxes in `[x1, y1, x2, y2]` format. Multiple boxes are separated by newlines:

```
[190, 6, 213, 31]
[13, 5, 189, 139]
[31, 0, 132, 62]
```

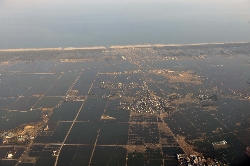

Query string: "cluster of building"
[64, 90, 85, 101]
[246, 147, 250, 157]
[177, 154, 206, 165]
[100, 115, 116, 120]
[99, 70, 142, 76]
[101, 80, 173, 114]
[176, 154, 222, 166]
[101, 81, 138, 90]
[1, 131, 32, 144]
[130, 90, 168, 114]
[197, 94, 218, 101]
[212, 140, 228, 149]
[176, 140, 228, 165]
[4, 146, 19, 159]
[212, 140, 227, 146]
[0, 132, 15, 144]
[1, 125, 37, 145]
[52, 150, 59, 156]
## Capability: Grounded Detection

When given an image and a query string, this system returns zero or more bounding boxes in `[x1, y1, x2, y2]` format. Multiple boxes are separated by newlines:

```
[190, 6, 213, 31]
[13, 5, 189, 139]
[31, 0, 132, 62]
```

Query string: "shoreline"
[0, 46, 106, 52]
[0, 42, 249, 52]
[110, 42, 249, 49]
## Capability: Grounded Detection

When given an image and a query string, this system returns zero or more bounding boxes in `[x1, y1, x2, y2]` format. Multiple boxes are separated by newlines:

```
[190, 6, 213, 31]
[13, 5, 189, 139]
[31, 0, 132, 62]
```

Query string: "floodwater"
[0, 51, 250, 165]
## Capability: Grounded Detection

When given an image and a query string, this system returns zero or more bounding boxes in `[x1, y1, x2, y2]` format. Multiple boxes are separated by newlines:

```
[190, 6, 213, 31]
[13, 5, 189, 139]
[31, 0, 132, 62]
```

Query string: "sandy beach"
[0, 42, 248, 52]
[0, 46, 106, 52]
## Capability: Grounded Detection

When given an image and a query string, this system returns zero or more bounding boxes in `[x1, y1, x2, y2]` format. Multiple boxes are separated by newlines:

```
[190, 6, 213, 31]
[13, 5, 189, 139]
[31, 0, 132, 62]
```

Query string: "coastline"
[110, 42, 249, 49]
[0, 46, 106, 52]
[0, 42, 249, 52]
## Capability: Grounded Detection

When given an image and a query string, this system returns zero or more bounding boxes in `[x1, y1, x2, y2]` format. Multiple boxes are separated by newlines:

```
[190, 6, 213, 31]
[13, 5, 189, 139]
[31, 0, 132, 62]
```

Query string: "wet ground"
[0, 46, 250, 165]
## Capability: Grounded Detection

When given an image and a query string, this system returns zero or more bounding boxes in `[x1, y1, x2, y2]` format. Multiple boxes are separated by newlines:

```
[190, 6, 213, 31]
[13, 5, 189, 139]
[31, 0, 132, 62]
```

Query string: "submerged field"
[0, 43, 250, 165]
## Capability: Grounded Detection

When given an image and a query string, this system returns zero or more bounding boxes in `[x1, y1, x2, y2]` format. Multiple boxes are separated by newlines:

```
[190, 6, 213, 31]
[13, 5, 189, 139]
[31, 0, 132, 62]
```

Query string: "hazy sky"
[0, 0, 250, 48]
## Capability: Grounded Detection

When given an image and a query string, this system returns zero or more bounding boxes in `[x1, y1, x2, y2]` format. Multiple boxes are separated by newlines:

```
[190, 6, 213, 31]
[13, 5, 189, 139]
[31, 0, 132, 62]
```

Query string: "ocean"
[0, 0, 250, 49]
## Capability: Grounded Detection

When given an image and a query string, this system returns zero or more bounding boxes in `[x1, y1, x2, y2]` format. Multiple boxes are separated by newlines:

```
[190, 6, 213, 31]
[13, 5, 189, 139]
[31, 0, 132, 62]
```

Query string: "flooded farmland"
[0, 43, 250, 165]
